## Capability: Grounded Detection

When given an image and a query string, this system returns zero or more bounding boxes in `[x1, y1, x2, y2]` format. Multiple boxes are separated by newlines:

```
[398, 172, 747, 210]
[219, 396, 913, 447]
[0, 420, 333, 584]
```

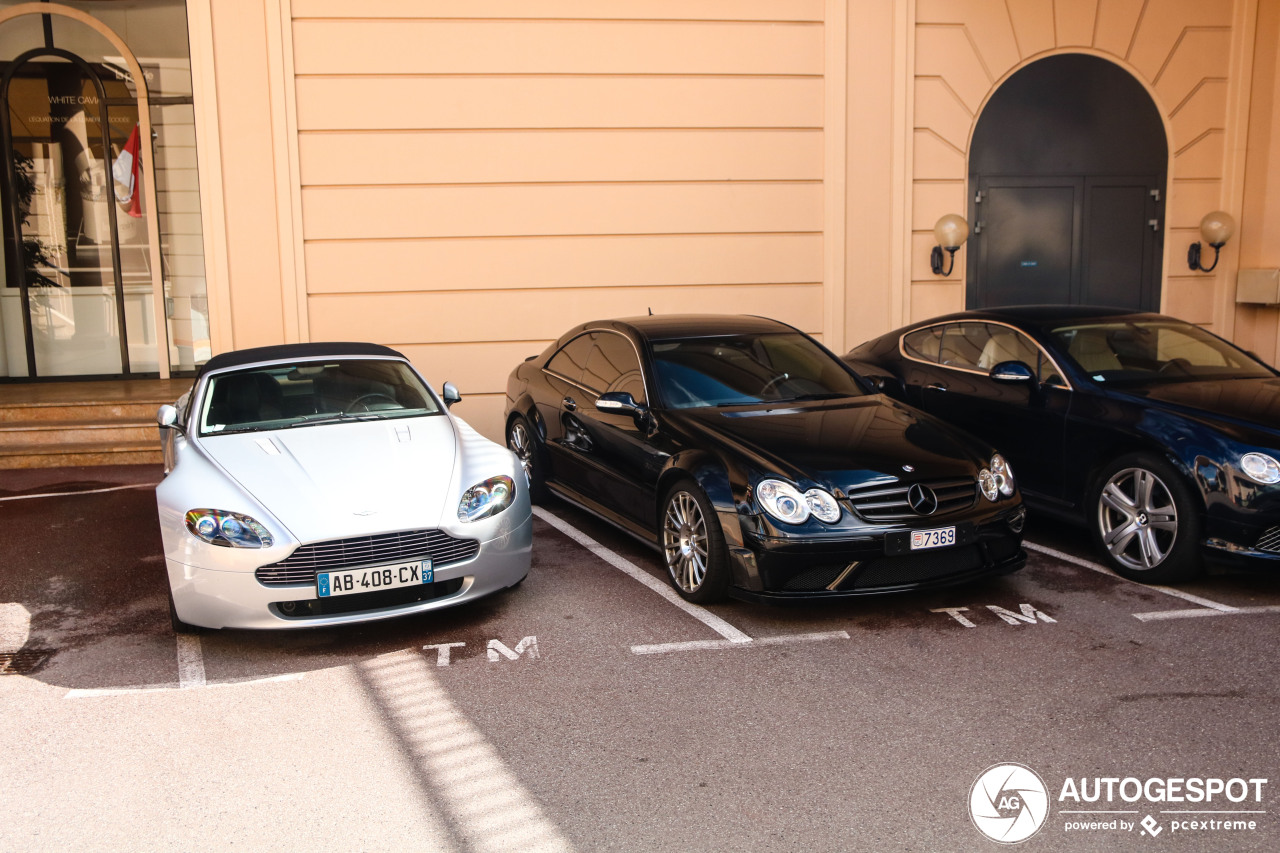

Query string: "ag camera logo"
[970, 763, 1050, 844]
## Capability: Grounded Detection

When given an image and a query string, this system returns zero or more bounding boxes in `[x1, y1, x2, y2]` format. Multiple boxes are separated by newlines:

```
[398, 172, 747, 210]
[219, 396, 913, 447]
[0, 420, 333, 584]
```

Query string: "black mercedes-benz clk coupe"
[504, 314, 1026, 603]
[844, 306, 1280, 583]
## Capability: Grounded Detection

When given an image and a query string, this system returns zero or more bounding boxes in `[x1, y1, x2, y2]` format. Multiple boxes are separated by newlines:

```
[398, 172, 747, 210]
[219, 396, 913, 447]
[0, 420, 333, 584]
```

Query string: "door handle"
[562, 396, 577, 412]
[925, 383, 948, 392]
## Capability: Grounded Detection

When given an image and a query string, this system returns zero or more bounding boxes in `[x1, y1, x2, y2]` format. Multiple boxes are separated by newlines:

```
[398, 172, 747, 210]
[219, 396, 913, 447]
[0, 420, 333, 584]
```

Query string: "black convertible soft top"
[196, 342, 407, 378]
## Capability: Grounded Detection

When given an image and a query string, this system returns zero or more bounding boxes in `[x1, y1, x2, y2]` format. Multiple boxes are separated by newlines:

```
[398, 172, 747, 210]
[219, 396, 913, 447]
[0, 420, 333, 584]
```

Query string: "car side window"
[925, 322, 1064, 386]
[546, 334, 594, 383]
[903, 326, 943, 362]
[582, 332, 646, 404]
[938, 323, 990, 370]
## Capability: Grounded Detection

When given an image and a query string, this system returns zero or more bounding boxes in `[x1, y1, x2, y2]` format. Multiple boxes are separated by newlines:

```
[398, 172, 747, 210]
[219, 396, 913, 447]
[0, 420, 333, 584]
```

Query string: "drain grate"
[0, 649, 54, 675]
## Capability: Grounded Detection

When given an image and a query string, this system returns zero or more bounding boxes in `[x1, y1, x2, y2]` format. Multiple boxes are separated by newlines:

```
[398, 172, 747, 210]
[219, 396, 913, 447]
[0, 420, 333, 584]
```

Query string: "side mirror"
[157, 404, 179, 428]
[596, 391, 644, 415]
[441, 382, 461, 408]
[989, 361, 1036, 384]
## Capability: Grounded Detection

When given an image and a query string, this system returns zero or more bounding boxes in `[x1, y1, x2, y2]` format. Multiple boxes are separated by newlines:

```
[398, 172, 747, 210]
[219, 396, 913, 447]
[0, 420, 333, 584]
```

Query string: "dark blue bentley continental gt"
[504, 314, 1026, 603]
[844, 306, 1280, 583]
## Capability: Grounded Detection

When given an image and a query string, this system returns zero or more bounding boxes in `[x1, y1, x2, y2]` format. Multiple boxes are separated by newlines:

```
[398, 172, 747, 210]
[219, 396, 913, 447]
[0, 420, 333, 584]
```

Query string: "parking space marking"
[176, 635, 206, 688]
[631, 630, 850, 656]
[0, 482, 158, 502]
[1133, 605, 1280, 623]
[64, 673, 304, 699]
[533, 506, 752, 643]
[1024, 541, 1239, 612]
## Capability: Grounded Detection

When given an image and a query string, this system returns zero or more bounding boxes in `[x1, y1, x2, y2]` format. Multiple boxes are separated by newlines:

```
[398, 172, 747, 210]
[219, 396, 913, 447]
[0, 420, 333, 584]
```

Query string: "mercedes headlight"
[185, 509, 274, 548]
[757, 479, 841, 524]
[458, 475, 516, 522]
[978, 469, 999, 502]
[1241, 452, 1280, 485]
[990, 454, 1016, 497]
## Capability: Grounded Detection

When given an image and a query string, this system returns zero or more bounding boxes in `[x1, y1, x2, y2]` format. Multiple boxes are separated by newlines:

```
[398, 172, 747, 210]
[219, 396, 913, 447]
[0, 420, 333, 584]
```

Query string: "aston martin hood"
[198, 416, 458, 543]
[673, 397, 990, 490]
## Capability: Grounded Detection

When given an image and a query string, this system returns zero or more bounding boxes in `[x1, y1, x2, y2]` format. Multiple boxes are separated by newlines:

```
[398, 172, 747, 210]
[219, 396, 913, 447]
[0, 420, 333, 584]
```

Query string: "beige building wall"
[286, 0, 831, 438]
[189, 0, 1280, 442]
[909, 0, 1259, 336]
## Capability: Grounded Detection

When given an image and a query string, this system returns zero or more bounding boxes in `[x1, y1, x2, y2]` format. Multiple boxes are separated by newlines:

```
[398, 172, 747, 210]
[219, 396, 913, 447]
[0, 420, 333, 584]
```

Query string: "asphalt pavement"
[2, 464, 1279, 852]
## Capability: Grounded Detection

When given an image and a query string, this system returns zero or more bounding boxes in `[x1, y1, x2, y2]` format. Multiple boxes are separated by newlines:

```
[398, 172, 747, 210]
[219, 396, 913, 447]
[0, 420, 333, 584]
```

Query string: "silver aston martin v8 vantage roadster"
[154, 342, 531, 631]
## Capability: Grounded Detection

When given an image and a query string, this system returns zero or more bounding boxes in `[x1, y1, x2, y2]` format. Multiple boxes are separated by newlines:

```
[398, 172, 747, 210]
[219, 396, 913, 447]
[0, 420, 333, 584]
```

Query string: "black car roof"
[601, 314, 799, 341]
[915, 305, 1166, 330]
[197, 342, 407, 377]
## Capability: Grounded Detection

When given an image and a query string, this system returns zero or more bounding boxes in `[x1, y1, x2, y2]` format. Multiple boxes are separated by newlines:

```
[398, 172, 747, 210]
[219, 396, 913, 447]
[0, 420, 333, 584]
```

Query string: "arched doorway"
[966, 54, 1168, 311]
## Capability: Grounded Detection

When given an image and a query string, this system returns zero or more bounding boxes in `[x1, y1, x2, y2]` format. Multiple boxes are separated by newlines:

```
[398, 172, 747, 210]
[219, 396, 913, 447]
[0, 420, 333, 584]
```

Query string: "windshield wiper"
[774, 392, 850, 402]
[287, 412, 383, 427]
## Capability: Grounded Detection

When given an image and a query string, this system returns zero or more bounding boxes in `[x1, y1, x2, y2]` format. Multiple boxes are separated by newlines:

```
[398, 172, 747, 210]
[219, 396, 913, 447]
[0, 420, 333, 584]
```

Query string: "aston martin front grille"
[842, 478, 977, 521]
[1258, 526, 1280, 554]
[256, 529, 480, 586]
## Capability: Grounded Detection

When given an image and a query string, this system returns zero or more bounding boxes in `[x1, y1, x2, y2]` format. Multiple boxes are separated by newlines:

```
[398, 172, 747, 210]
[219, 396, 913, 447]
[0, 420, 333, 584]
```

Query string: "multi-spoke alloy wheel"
[660, 482, 729, 602]
[1091, 453, 1201, 583]
[506, 415, 545, 500]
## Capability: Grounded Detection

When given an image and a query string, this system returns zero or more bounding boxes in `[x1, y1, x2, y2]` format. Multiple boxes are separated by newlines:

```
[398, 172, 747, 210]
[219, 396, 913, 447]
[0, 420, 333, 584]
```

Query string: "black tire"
[1089, 452, 1203, 583]
[506, 414, 547, 502]
[168, 586, 201, 635]
[660, 480, 731, 603]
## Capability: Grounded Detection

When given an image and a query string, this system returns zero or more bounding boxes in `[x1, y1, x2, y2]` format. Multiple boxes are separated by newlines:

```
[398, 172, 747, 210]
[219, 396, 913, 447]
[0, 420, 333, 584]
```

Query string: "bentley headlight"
[1241, 452, 1280, 485]
[978, 469, 999, 502]
[185, 509, 273, 548]
[757, 479, 810, 524]
[458, 475, 516, 522]
[990, 454, 1015, 497]
[804, 488, 842, 523]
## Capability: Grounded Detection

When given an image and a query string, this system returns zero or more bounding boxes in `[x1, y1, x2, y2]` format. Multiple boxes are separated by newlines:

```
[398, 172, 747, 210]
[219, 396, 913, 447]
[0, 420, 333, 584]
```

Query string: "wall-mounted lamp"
[1187, 210, 1236, 272]
[930, 214, 970, 276]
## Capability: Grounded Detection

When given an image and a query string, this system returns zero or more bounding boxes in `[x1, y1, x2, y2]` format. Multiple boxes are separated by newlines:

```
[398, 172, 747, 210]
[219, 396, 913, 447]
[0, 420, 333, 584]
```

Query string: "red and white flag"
[112, 123, 142, 218]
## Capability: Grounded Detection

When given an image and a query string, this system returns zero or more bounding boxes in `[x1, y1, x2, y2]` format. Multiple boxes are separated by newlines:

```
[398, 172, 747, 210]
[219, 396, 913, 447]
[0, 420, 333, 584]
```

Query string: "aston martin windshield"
[1051, 321, 1273, 384]
[199, 359, 441, 436]
[651, 333, 865, 409]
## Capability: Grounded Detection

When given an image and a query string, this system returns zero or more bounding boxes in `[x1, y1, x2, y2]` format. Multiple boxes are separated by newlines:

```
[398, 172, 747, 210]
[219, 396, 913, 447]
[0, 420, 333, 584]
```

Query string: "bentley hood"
[671, 396, 993, 492]
[1123, 376, 1280, 444]
[197, 416, 459, 543]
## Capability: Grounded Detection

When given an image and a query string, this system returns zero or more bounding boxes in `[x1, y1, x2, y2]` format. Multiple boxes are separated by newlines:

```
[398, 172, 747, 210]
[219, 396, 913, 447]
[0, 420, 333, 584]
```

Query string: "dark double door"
[968, 175, 1163, 312]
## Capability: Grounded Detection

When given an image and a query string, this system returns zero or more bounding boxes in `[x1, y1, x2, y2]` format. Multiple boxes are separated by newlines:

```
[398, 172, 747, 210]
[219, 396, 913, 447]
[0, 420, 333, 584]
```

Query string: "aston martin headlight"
[185, 509, 273, 548]
[757, 479, 810, 524]
[990, 454, 1016, 497]
[804, 488, 842, 523]
[1241, 452, 1280, 485]
[978, 469, 999, 502]
[458, 475, 516, 522]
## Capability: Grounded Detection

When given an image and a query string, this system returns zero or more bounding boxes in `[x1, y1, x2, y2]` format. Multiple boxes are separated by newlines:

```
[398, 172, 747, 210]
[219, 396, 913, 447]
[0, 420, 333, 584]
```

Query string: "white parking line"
[1023, 541, 1239, 612]
[631, 630, 850, 656]
[64, 673, 304, 699]
[1133, 605, 1280, 623]
[533, 506, 752, 643]
[0, 482, 158, 502]
[176, 635, 207, 688]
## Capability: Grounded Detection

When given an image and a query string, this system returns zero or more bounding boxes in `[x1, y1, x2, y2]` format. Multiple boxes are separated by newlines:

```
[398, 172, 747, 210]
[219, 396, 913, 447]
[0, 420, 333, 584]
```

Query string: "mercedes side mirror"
[596, 391, 644, 415]
[441, 382, 461, 408]
[156, 404, 179, 428]
[989, 361, 1036, 384]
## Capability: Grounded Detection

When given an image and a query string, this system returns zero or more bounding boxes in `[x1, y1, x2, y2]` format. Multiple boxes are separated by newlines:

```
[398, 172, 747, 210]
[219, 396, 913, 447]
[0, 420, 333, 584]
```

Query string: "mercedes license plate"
[910, 527, 956, 551]
[317, 560, 433, 598]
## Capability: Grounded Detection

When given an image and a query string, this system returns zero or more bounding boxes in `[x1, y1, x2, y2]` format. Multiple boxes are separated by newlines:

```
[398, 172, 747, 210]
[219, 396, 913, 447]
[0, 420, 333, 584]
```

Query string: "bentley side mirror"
[157, 404, 179, 428]
[989, 361, 1036, 384]
[441, 382, 461, 408]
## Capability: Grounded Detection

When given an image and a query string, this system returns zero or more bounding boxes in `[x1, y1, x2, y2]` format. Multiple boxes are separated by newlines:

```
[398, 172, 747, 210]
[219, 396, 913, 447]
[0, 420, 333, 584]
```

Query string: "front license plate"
[910, 527, 956, 551]
[317, 560, 433, 598]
